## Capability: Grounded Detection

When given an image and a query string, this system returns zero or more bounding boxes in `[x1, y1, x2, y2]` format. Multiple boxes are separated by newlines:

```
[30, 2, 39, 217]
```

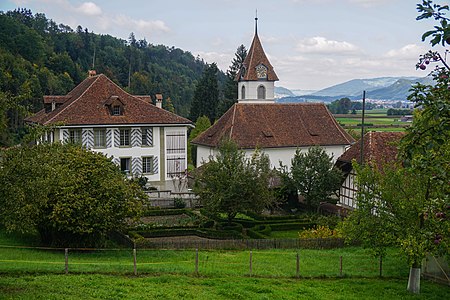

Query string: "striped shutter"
[131, 128, 141, 147]
[112, 157, 120, 166]
[82, 128, 94, 149]
[62, 129, 69, 143]
[132, 157, 142, 175]
[152, 156, 158, 174]
[106, 129, 113, 148]
[146, 128, 153, 146]
[113, 129, 120, 147]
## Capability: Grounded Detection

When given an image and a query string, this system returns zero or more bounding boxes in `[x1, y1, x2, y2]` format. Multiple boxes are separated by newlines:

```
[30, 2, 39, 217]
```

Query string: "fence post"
[195, 248, 199, 275]
[339, 256, 343, 277]
[296, 252, 300, 278]
[64, 248, 69, 274]
[249, 250, 253, 276]
[133, 248, 137, 276]
[379, 255, 383, 277]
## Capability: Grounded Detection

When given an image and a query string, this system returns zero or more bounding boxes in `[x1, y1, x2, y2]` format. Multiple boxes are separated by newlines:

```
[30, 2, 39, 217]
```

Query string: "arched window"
[241, 86, 246, 99]
[257, 85, 266, 99]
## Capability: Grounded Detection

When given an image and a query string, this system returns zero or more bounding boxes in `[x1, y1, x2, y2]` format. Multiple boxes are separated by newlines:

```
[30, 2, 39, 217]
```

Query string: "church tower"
[236, 16, 279, 103]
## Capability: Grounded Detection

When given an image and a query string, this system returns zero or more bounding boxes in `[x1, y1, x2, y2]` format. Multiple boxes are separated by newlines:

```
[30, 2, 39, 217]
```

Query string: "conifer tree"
[189, 63, 219, 123]
[218, 45, 247, 116]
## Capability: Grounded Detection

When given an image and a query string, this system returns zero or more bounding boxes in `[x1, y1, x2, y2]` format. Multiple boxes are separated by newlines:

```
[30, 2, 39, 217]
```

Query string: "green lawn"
[0, 230, 448, 299]
[0, 274, 448, 299]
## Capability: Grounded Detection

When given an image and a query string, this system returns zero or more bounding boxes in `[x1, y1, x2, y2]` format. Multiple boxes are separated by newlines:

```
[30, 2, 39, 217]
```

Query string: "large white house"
[26, 73, 193, 191]
[192, 19, 354, 168]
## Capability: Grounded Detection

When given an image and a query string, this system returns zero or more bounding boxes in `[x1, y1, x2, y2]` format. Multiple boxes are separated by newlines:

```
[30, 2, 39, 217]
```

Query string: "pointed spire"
[235, 13, 279, 82]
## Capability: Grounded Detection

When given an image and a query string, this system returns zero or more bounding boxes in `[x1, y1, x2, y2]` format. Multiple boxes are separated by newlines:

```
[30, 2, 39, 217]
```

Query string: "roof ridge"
[45, 75, 102, 125]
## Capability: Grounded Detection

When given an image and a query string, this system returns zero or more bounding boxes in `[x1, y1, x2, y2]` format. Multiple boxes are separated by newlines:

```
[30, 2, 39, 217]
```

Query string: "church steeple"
[236, 15, 279, 103]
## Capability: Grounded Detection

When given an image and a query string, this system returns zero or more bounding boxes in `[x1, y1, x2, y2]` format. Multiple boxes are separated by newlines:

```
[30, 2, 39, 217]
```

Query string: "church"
[192, 18, 355, 169]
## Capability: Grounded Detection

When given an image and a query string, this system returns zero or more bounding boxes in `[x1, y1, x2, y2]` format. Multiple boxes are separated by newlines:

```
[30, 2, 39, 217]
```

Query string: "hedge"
[134, 228, 244, 240]
[269, 222, 315, 231]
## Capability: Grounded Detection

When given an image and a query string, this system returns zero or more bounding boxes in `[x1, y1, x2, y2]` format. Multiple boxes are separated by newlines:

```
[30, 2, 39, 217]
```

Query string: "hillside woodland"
[0, 8, 227, 146]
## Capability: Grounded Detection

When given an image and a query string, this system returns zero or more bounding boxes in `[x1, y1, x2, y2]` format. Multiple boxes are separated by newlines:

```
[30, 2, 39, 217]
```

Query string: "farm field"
[334, 109, 410, 133]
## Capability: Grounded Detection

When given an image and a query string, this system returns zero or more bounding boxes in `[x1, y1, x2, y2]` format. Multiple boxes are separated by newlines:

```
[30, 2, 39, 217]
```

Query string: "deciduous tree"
[280, 146, 342, 211]
[193, 139, 274, 223]
[0, 142, 145, 247]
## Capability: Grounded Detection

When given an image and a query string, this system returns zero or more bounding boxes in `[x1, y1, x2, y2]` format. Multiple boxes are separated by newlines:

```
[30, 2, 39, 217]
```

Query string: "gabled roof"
[26, 74, 192, 126]
[336, 131, 405, 170]
[191, 103, 354, 149]
[236, 33, 279, 82]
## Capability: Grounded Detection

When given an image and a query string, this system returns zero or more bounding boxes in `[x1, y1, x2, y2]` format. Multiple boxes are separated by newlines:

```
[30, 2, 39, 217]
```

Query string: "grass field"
[334, 109, 410, 133]
[1, 230, 449, 299]
[1, 274, 448, 300]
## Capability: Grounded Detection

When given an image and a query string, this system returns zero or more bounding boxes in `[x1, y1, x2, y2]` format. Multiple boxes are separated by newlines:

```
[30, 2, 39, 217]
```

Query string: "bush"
[174, 198, 186, 209]
[299, 225, 342, 239]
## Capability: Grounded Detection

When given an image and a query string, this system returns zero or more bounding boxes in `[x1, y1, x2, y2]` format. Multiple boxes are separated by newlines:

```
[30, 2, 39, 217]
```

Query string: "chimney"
[155, 94, 163, 108]
[88, 70, 96, 77]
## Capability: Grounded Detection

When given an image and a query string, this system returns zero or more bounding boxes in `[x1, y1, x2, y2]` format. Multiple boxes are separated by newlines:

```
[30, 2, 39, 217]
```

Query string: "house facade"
[335, 131, 405, 209]
[192, 19, 354, 168]
[26, 73, 193, 191]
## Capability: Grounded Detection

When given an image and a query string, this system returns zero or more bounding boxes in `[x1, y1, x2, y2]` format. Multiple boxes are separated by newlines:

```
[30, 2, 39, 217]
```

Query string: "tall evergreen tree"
[189, 63, 219, 122]
[218, 45, 247, 116]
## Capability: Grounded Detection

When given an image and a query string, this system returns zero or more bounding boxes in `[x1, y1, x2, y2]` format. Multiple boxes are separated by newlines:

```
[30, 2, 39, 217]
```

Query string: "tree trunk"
[407, 262, 421, 294]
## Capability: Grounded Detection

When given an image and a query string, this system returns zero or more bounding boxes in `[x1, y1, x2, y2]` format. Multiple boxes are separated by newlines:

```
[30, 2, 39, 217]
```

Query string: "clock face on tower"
[256, 64, 267, 79]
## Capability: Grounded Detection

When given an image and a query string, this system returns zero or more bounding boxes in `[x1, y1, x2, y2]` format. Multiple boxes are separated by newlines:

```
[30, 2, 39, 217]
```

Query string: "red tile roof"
[191, 103, 354, 149]
[336, 131, 405, 169]
[25, 74, 192, 126]
[236, 33, 279, 82]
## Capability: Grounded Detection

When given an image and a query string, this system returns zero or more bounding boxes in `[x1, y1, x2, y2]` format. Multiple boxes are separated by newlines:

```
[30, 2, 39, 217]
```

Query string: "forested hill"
[0, 8, 222, 145]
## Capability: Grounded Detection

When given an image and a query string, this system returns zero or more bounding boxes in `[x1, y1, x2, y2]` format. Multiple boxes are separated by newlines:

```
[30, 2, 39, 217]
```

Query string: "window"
[141, 127, 153, 146]
[119, 129, 130, 146]
[257, 85, 266, 99]
[69, 129, 81, 144]
[142, 157, 154, 174]
[241, 86, 246, 99]
[112, 105, 121, 116]
[166, 131, 186, 177]
[94, 129, 106, 148]
[120, 158, 130, 174]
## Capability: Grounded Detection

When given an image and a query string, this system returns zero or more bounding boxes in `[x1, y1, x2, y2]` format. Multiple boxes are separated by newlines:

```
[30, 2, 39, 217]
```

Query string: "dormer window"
[112, 105, 121, 116]
[104, 95, 125, 116]
[241, 86, 246, 99]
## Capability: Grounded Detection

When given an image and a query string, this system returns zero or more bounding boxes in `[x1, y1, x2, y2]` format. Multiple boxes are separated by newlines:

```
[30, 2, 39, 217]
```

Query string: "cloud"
[296, 36, 359, 55]
[76, 2, 102, 16]
[384, 44, 427, 60]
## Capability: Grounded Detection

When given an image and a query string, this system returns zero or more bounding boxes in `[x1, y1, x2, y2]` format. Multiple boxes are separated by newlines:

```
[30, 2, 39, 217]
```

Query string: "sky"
[1, 0, 444, 90]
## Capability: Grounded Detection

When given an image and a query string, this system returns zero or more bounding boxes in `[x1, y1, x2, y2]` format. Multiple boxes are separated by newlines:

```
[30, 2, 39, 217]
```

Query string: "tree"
[343, 162, 449, 294]
[343, 2, 450, 293]
[188, 115, 211, 165]
[193, 139, 275, 223]
[0, 142, 146, 247]
[280, 146, 342, 211]
[189, 63, 220, 123]
[217, 45, 247, 116]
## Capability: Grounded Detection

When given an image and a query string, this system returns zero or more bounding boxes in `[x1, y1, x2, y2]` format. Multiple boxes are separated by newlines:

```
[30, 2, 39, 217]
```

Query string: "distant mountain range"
[275, 76, 434, 103]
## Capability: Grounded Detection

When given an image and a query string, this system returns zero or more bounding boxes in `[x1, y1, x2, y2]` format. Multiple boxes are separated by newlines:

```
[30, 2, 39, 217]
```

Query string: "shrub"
[174, 197, 186, 209]
[299, 225, 342, 239]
